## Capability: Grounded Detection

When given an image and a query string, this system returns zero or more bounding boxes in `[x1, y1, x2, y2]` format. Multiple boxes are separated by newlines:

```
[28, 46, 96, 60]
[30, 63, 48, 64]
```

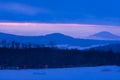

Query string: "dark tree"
[1, 40, 7, 48]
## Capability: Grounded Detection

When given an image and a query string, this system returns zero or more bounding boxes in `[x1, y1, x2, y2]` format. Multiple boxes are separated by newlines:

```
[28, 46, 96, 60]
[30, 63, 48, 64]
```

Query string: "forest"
[0, 40, 120, 69]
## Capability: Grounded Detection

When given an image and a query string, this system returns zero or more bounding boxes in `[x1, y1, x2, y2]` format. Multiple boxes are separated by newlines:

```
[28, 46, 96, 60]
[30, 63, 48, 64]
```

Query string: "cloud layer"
[0, 3, 49, 15]
[0, 22, 119, 38]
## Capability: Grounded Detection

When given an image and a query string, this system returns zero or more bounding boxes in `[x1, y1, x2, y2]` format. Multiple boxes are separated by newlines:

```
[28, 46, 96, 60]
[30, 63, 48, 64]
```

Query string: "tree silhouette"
[1, 40, 7, 48]
[0, 39, 119, 69]
[11, 41, 15, 49]
[28, 42, 32, 48]
[15, 42, 20, 49]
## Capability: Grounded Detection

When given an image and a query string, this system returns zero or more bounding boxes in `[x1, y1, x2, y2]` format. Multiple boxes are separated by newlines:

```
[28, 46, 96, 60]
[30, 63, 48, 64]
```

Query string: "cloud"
[0, 22, 120, 38]
[0, 2, 50, 15]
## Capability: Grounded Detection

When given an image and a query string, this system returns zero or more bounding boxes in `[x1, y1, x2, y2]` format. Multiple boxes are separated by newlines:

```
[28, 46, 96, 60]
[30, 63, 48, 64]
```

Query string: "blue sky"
[0, 0, 120, 25]
[0, 0, 120, 37]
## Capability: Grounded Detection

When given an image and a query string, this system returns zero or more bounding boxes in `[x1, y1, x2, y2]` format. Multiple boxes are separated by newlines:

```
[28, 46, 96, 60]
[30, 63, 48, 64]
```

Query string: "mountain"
[0, 32, 120, 48]
[91, 44, 120, 53]
[87, 31, 120, 40]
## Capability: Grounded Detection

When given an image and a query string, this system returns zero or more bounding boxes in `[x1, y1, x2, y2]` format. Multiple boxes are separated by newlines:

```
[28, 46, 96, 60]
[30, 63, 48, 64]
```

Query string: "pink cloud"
[0, 22, 119, 38]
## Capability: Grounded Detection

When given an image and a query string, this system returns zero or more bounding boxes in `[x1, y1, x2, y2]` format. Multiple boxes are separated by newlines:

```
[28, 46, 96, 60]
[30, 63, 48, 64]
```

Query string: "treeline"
[0, 40, 120, 69]
[0, 40, 56, 49]
[0, 47, 120, 69]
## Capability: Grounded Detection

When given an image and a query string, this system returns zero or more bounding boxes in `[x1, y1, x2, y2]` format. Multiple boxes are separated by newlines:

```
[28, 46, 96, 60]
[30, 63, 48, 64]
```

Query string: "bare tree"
[15, 42, 20, 49]
[11, 41, 15, 49]
[28, 42, 32, 48]
[1, 40, 7, 48]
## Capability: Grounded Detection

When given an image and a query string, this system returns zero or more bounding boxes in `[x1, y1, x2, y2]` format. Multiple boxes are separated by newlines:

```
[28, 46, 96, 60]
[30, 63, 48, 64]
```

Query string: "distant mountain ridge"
[87, 31, 120, 40]
[0, 32, 120, 48]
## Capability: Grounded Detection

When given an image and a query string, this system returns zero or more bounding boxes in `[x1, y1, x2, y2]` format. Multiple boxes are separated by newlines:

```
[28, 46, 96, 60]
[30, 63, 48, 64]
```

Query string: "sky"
[0, 0, 120, 37]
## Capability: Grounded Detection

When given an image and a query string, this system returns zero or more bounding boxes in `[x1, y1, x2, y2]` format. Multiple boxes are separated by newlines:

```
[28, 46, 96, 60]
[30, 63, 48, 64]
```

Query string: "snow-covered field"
[0, 66, 120, 80]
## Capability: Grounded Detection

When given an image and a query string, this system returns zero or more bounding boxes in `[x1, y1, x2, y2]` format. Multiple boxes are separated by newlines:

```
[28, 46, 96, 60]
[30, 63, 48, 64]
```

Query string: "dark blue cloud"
[0, 0, 120, 26]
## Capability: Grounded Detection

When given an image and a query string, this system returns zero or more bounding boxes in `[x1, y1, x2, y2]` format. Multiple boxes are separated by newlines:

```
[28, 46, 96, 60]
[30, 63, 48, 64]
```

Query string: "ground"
[0, 66, 120, 80]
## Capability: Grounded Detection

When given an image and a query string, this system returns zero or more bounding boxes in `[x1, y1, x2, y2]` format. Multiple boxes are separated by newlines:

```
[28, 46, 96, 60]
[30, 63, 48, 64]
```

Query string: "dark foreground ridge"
[0, 46, 120, 69]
